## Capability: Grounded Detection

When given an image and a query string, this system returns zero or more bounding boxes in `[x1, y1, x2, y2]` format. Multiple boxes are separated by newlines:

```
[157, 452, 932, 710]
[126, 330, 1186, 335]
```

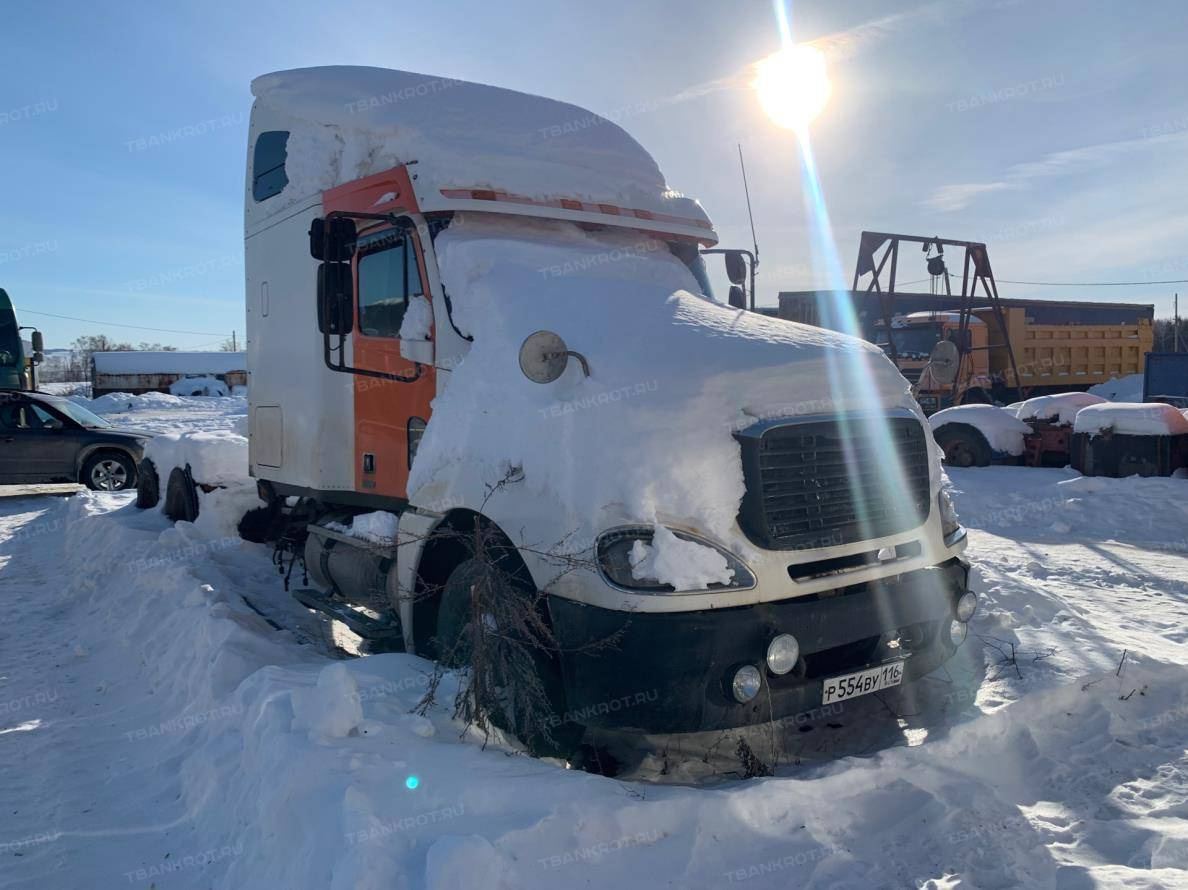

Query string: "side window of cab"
[252, 131, 289, 202]
[356, 230, 424, 338]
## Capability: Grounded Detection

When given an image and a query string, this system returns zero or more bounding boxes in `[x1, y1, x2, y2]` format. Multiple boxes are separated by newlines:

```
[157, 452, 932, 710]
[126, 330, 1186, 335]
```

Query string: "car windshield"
[45, 397, 112, 428]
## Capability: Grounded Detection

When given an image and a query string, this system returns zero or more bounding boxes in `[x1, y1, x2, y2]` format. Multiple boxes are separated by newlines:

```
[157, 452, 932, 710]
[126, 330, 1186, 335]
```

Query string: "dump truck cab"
[244, 67, 973, 752]
[876, 311, 991, 412]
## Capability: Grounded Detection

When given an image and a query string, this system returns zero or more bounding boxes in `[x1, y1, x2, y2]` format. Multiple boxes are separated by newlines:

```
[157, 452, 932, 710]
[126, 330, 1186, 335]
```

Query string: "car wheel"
[82, 451, 137, 492]
[934, 423, 993, 468]
[164, 466, 200, 522]
[135, 458, 160, 508]
[435, 558, 584, 760]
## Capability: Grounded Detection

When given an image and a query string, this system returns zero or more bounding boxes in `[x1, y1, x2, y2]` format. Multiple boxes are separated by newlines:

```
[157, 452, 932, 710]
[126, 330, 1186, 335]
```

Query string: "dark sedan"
[0, 391, 152, 491]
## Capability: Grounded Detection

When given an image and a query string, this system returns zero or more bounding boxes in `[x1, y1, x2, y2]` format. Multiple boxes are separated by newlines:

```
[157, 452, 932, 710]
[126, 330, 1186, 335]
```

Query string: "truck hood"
[411, 216, 924, 545]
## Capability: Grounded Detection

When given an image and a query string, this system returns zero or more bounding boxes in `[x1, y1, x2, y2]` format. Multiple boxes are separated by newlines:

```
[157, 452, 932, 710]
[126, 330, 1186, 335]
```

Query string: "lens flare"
[767, 0, 939, 648]
[753, 44, 831, 133]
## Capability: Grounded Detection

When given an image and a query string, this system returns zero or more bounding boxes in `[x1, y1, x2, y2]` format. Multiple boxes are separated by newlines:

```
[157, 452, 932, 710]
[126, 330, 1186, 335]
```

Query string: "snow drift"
[8, 468, 1188, 888]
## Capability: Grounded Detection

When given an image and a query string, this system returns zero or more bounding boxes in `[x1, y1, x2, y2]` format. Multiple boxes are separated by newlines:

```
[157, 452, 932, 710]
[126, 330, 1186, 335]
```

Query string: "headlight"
[938, 488, 962, 539]
[949, 620, 968, 647]
[955, 591, 977, 622]
[731, 665, 762, 703]
[596, 526, 756, 593]
[766, 634, 800, 675]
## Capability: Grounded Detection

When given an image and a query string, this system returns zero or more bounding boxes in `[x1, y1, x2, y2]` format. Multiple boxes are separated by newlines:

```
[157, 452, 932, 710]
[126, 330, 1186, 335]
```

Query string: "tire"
[135, 458, 160, 509]
[934, 423, 993, 468]
[81, 450, 137, 492]
[237, 503, 280, 543]
[960, 387, 992, 405]
[163, 466, 200, 522]
[435, 558, 584, 760]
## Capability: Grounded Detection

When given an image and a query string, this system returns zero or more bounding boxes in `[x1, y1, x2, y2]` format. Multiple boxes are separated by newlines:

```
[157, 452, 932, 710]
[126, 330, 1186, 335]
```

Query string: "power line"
[999, 277, 1188, 287]
[899, 276, 1188, 288]
[20, 309, 225, 337]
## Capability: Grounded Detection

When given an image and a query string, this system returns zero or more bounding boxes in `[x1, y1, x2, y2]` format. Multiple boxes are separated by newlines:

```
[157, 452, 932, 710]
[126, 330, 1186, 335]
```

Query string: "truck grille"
[736, 414, 932, 550]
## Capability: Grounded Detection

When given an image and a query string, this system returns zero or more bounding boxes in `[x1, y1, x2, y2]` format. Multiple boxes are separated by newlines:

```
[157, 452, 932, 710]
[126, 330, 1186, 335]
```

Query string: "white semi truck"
[216, 66, 974, 756]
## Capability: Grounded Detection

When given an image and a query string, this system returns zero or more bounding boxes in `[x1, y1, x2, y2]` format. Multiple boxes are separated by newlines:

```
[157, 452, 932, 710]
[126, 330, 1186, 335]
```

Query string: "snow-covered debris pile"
[145, 430, 249, 485]
[1088, 373, 1144, 402]
[169, 376, 230, 397]
[79, 391, 192, 414]
[1073, 402, 1188, 437]
[409, 214, 918, 550]
[1016, 392, 1106, 425]
[325, 511, 400, 545]
[928, 405, 1032, 455]
[250, 66, 710, 227]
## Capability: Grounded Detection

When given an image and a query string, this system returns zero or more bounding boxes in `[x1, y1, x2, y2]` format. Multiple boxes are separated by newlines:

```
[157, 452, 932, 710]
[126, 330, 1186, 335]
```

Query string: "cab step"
[291, 587, 405, 650]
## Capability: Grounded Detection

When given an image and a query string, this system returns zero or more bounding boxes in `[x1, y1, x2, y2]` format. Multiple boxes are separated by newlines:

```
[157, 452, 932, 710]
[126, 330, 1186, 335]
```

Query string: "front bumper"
[548, 558, 969, 734]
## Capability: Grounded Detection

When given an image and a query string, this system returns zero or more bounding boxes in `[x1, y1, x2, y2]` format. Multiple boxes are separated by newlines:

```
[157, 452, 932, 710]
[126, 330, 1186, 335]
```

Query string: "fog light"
[949, 620, 968, 646]
[731, 665, 762, 703]
[955, 591, 977, 623]
[766, 634, 800, 675]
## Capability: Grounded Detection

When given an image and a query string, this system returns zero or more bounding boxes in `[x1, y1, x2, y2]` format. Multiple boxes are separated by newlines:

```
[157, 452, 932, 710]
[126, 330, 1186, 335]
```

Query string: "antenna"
[738, 144, 759, 311]
[738, 144, 759, 267]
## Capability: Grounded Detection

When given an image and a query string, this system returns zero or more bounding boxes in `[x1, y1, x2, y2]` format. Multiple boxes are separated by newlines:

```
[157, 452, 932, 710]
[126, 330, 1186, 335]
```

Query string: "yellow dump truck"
[875, 306, 1153, 413]
[780, 291, 1154, 413]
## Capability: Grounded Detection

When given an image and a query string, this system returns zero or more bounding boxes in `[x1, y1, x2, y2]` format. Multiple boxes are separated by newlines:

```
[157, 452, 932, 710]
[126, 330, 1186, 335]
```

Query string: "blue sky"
[2, 0, 1187, 348]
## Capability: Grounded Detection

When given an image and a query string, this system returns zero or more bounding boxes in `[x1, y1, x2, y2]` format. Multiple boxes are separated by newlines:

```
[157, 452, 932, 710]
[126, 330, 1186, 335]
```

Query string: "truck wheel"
[135, 458, 160, 509]
[82, 450, 137, 492]
[435, 558, 583, 760]
[934, 423, 993, 468]
[961, 388, 992, 405]
[163, 466, 200, 522]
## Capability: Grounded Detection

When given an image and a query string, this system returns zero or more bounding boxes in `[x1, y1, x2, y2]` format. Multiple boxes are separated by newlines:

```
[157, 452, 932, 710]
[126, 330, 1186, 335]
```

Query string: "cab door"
[351, 225, 436, 500]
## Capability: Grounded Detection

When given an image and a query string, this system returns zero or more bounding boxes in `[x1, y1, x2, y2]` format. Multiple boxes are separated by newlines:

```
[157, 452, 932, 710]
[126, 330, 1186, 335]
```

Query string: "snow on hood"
[409, 216, 916, 547]
[1016, 392, 1107, 425]
[1073, 402, 1188, 437]
[250, 66, 709, 227]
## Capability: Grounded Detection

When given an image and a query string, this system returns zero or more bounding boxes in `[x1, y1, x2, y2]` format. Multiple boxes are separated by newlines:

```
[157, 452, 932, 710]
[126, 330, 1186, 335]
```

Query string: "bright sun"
[754, 44, 831, 133]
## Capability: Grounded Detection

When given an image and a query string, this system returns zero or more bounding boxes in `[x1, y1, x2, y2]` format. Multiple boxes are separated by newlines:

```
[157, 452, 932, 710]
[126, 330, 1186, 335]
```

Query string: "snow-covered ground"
[2, 400, 1188, 889]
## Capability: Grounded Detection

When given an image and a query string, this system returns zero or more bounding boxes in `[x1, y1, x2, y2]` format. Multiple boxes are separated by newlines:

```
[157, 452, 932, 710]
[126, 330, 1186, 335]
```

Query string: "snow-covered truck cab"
[244, 67, 973, 754]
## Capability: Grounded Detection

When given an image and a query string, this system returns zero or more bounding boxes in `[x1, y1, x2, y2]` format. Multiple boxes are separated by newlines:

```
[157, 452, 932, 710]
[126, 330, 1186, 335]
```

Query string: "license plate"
[822, 661, 905, 704]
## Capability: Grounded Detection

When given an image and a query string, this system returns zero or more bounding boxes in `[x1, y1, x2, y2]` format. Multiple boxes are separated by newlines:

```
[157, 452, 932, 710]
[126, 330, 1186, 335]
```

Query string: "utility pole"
[1175, 294, 1181, 353]
[232, 330, 238, 351]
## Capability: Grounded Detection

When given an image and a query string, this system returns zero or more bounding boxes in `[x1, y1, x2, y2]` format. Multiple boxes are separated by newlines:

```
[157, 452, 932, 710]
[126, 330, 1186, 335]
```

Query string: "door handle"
[1, 437, 12, 444]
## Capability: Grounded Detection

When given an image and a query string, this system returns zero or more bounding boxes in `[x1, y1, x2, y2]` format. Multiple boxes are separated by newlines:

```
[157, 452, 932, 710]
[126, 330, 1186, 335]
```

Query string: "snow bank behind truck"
[152, 66, 974, 757]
